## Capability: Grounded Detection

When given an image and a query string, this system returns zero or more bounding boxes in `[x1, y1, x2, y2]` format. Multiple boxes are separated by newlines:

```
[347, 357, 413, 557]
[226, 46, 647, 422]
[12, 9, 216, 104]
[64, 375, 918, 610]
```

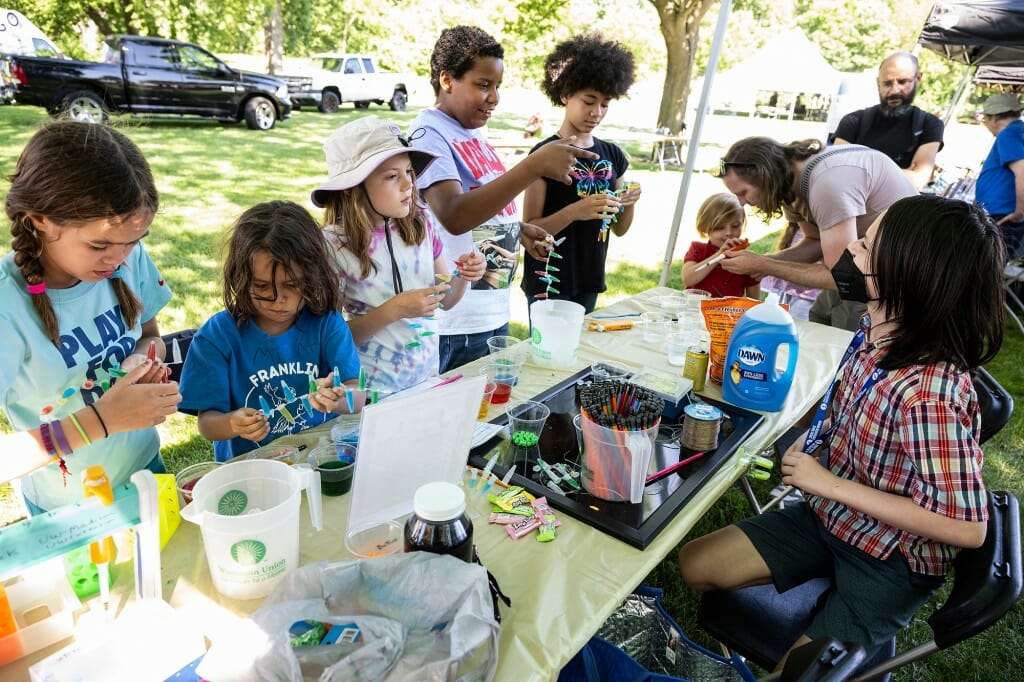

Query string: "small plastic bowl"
[175, 461, 222, 506]
[345, 520, 404, 559]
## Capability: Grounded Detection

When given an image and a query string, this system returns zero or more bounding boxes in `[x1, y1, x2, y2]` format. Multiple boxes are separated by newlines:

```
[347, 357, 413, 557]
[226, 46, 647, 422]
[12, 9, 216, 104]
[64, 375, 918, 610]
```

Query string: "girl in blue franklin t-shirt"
[179, 201, 362, 461]
[0, 122, 179, 513]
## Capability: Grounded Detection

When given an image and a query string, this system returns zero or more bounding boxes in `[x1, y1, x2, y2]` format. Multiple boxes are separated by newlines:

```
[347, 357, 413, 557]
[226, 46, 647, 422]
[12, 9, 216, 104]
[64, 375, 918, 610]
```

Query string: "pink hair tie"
[27, 281, 47, 295]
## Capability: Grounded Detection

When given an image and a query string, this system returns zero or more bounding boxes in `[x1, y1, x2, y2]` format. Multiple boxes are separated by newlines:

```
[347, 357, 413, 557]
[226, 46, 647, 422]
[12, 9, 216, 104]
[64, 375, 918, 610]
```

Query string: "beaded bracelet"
[50, 419, 72, 457]
[89, 403, 109, 438]
[69, 413, 92, 446]
[39, 422, 57, 456]
[39, 422, 70, 485]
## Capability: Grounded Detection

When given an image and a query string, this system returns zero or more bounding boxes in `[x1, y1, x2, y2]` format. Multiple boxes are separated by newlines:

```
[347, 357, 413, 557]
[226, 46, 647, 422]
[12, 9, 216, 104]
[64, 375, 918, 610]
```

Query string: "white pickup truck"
[286, 54, 409, 113]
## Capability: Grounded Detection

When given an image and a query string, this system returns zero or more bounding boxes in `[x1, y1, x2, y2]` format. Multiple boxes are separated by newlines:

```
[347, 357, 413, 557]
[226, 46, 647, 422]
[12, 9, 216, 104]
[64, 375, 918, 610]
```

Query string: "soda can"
[683, 346, 709, 392]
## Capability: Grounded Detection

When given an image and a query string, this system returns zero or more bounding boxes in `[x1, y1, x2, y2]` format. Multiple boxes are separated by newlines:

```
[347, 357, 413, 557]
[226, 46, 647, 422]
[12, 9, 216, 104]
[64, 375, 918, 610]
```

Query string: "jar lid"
[412, 481, 467, 522]
[684, 403, 722, 421]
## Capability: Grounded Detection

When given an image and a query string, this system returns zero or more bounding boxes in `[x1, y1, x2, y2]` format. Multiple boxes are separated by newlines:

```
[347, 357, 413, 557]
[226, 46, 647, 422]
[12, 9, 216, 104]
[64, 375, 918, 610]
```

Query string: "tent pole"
[944, 63, 975, 127]
[658, 0, 734, 287]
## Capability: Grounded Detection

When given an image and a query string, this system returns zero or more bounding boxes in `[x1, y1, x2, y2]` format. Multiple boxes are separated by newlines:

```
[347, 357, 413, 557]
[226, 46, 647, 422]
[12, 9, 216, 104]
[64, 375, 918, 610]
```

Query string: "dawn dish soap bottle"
[721, 293, 799, 412]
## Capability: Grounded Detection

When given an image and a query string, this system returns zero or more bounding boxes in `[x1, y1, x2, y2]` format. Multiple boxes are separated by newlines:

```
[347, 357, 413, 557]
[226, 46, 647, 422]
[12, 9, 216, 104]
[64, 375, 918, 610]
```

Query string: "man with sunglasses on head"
[716, 137, 915, 330]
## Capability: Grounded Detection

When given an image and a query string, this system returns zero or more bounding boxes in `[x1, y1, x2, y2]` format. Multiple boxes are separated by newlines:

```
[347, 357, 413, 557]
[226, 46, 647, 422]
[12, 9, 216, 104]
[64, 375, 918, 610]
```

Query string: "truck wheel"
[60, 90, 107, 124]
[244, 97, 277, 130]
[319, 91, 340, 114]
[389, 90, 407, 112]
[354, 101, 370, 109]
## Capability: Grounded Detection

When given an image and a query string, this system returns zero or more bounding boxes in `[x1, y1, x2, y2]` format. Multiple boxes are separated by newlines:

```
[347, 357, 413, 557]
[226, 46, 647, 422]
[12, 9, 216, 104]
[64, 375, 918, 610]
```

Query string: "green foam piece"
[64, 545, 100, 599]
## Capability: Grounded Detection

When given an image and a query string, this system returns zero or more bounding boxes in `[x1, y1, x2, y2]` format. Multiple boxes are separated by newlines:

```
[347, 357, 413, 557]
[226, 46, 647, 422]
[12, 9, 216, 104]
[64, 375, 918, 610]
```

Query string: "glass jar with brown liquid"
[404, 482, 474, 563]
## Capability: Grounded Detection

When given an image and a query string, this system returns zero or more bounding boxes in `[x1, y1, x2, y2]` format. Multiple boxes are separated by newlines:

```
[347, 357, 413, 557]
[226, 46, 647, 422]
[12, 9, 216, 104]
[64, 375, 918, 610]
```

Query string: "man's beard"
[879, 84, 917, 118]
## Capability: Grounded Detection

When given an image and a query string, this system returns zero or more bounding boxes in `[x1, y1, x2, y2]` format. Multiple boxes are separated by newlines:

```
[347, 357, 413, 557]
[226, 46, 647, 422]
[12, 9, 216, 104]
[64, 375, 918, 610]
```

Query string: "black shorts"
[737, 502, 945, 655]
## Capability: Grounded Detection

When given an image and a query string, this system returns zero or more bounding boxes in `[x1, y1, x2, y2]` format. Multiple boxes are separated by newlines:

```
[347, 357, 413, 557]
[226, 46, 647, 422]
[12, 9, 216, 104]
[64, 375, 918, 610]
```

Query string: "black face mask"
[830, 249, 871, 303]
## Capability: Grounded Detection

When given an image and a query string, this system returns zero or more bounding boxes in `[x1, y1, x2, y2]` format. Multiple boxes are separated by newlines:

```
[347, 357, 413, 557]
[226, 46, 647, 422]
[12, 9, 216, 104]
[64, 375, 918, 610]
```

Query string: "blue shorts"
[737, 502, 945, 656]
[438, 323, 509, 374]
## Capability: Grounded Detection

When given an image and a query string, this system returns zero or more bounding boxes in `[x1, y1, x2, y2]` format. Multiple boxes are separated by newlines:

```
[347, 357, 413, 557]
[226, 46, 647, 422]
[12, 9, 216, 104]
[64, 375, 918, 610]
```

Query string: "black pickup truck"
[6, 35, 292, 130]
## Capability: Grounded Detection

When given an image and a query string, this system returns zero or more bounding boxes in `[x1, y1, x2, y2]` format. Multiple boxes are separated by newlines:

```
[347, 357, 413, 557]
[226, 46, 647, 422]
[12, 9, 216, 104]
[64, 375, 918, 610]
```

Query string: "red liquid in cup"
[491, 383, 513, 404]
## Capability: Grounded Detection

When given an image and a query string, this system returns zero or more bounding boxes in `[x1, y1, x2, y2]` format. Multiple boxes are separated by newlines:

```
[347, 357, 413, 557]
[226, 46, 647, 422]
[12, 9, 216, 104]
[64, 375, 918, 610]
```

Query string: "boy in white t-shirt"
[410, 25, 597, 372]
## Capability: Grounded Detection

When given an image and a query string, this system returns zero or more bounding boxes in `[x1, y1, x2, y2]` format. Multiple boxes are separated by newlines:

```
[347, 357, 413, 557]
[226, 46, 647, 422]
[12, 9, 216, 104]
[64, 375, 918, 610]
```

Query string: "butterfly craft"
[572, 159, 618, 242]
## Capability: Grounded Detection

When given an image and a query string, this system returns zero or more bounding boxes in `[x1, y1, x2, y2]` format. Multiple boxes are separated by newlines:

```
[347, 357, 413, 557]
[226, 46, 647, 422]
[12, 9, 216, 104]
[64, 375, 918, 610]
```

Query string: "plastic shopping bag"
[197, 552, 499, 681]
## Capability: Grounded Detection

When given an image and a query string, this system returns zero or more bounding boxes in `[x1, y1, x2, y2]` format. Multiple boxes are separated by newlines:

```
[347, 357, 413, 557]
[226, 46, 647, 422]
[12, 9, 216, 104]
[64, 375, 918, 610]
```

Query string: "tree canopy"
[7, 0, 966, 130]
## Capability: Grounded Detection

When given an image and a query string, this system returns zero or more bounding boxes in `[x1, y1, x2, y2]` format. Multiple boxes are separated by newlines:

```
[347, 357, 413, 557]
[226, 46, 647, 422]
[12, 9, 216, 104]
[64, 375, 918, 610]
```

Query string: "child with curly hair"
[520, 33, 642, 313]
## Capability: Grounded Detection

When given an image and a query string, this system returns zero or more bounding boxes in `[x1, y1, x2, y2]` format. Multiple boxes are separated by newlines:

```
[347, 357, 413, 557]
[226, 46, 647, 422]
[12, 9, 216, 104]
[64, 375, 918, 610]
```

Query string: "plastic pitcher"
[180, 459, 323, 600]
[578, 413, 659, 503]
[722, 293, 800, 412]
[530, 300, 585, 368]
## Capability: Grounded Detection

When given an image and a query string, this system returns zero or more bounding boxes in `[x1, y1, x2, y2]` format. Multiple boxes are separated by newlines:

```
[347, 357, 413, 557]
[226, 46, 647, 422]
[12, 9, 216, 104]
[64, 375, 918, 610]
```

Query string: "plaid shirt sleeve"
[899, 371, 988, 523]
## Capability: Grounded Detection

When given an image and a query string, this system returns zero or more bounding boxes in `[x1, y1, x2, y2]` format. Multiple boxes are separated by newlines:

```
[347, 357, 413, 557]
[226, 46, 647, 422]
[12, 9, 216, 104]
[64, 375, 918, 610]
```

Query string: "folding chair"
[161, 328, 197, 415]
[697, 491, 1023, 681]
[1004, 262, 1024, 335]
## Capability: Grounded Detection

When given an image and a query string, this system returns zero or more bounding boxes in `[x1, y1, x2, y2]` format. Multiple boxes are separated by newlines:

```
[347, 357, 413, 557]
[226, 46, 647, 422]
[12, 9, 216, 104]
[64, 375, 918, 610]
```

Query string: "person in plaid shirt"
[679, 194, 1006, 666]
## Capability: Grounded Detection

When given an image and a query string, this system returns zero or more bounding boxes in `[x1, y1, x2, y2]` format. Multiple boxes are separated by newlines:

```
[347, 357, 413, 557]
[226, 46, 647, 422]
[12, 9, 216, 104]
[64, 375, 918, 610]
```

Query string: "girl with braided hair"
[0, 121, 180, 513]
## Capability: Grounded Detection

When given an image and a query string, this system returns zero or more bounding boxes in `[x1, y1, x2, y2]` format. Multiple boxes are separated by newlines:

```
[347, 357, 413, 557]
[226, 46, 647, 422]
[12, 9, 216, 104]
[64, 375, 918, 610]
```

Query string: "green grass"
[0, 104, 1021, 679]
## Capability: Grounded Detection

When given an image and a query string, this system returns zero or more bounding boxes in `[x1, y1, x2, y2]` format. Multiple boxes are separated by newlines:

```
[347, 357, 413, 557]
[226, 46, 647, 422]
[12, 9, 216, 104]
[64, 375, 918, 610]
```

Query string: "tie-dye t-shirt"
[324, 216, 445, 393]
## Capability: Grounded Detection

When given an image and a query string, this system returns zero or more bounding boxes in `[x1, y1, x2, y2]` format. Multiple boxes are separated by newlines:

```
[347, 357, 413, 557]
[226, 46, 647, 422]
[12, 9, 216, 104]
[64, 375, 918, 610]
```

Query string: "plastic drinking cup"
[505, 400, 550, 451]
[175, 461, 221, 507]
[309, 443, 356, 496]
[487, 335, 523, 358]
[479, 362, 519, 404]
[478, 382, 497, 418]
[641, 312, 671, 345]
[665, 331, 692, 366]
[683, 289, 712, 311]
[659, 294, 687, 317]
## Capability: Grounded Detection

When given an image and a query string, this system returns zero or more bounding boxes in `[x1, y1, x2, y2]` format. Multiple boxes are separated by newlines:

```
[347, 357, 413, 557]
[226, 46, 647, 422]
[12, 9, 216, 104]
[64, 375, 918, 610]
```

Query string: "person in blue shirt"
[180, 201, 362, 461]
[0, 122, 179, 513]
[975, 92, 1024, 260]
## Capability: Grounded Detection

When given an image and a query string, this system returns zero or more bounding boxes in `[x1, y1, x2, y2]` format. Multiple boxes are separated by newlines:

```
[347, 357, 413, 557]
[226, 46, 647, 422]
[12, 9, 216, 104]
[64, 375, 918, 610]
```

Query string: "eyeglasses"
[714, 158, 756, 178]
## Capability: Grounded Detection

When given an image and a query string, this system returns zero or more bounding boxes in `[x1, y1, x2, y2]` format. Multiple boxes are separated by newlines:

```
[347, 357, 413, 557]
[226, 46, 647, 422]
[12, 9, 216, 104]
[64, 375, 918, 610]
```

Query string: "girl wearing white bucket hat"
[314, 116, 485, 393]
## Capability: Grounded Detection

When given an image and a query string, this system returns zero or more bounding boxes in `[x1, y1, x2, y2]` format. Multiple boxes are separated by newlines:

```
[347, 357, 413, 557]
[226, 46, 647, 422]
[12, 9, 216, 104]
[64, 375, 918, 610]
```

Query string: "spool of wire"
[681, 403, 722, 451]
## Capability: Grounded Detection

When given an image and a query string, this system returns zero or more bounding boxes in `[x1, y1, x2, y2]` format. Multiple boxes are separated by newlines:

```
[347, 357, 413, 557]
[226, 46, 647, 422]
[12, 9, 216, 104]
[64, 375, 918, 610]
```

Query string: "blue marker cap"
[333, 367, 342, 388]
[259, 395, 274, 417]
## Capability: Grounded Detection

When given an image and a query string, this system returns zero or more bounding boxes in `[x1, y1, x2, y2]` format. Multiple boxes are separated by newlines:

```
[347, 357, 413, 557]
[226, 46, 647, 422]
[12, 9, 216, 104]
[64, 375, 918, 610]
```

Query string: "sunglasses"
[714, 158, 756, 178]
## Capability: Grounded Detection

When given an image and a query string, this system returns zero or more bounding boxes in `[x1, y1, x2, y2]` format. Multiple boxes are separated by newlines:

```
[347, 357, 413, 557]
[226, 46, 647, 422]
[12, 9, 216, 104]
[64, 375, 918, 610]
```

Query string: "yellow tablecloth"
[5, 288, 853, 681]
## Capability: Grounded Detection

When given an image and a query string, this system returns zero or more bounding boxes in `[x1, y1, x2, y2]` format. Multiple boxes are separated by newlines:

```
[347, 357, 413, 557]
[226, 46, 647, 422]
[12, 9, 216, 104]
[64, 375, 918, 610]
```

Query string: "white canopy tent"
[706, 28, 842, 117]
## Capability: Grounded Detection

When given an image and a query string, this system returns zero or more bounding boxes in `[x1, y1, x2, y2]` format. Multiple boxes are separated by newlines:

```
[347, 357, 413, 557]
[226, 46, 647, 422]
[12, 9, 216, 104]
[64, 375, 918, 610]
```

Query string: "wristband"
[50, 419, 72, 457]
[39, 422, 57, 456]
[69, 412, 92, 446]
[89, 403, 110, 438]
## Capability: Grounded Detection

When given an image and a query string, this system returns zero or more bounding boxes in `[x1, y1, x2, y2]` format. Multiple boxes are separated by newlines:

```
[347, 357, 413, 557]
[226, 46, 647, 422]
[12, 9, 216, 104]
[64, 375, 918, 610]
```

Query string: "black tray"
[468, 368, 764, 549]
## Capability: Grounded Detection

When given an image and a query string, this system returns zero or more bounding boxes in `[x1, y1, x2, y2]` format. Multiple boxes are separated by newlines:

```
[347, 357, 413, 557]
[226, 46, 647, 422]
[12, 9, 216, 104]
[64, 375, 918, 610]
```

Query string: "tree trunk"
[649, 0, 718, 135]
[265, 0, 284, 75]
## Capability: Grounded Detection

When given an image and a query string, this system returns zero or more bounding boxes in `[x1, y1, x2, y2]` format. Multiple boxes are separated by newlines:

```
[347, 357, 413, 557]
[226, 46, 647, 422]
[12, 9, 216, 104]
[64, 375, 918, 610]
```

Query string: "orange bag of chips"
[700, 297, 763, 385]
